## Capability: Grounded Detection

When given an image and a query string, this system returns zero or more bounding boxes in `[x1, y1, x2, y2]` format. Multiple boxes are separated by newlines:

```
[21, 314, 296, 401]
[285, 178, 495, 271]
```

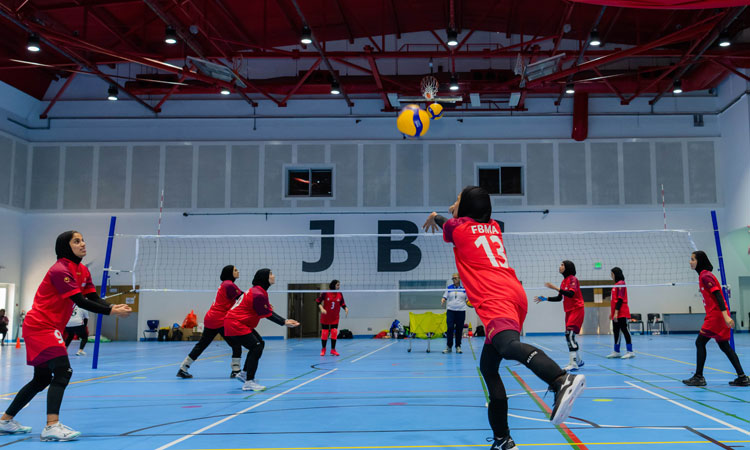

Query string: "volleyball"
[397, 104, 431, 137]
[427, 103, 443, 120]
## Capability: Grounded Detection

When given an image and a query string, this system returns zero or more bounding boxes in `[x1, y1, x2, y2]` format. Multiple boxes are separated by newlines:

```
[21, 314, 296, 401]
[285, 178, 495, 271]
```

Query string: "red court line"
[510, 369, 589, 450]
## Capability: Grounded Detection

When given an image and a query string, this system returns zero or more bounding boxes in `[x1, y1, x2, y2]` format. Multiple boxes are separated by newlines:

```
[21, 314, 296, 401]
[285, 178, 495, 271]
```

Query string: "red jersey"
[698, 270, 731, 341]
[317, 292, 347, 325]
[443, 217, 527, 338]
[610, 280, 630, 319]
[560, 275, 584, 313]
[224, 286, 273, 336]
[203, 280, 243, 329]
[23, 258, 96, 365]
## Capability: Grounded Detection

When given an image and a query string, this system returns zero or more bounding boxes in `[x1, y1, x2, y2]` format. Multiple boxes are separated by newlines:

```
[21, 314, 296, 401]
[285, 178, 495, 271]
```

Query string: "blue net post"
[710, 210, 734, 349]
[93, 216, 117, 369]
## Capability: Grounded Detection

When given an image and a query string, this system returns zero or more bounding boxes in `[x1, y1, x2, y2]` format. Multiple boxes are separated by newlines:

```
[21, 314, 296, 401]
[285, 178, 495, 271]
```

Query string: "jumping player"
[682, 251, 748, 387]
[0, 231, 131, 441]
[177, 265, 244, 379]
[607, 267, 634, 359]
[424, 186, 585, 450]
[535, 261, 585, 371]
[317, 279, 349, 356]
[63, 306, 89, 356]
[224, 268, 299, 391]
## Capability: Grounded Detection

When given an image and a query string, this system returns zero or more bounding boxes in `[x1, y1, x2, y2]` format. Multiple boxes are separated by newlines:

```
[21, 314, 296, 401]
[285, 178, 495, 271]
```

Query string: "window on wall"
[287, 168, 333, 197]
[477, 166, 523, 195]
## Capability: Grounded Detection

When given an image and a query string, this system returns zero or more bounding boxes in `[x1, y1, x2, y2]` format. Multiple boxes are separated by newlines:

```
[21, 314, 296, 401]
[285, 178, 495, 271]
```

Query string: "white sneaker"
[76, 349, 86, 356]
[606, 352, 621, 359]
[456, 346, 463, 354]
[563, 363, 579, 371]
[621, 352, 636, 359]
[235, 371, 247, 383]
[442, 347, 452, 354]
[241, 379, 266, 391]
[40, 422, 81, 441]
[0, 419, 32, 435]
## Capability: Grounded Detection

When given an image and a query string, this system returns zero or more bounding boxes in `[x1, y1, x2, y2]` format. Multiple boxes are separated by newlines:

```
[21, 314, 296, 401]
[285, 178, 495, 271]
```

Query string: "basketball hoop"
[421, 76, 439, 100]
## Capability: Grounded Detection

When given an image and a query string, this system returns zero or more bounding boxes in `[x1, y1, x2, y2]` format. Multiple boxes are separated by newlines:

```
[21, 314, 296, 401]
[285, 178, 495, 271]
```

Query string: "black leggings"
[64, 325, 88, 350]
[0, 330, 6, 346]
[479, 330, 565, 439]
[321, 323, 338, 349]
[227, 330, 265, 379]
[694, 334, 745, 377]
[188, 327, 242, 361]
[5, 356, 72, 416]
[612, 318, 631, 347]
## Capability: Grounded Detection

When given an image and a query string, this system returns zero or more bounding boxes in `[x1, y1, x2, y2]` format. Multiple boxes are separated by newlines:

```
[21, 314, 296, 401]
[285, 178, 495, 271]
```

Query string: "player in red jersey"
[682, 251, 748, 387]
[424, 186, 585, 450]
[606, 267, 634, 359]
[224, 268, 299, 391]
[0, 231, 131, 441]
[177, 265, 244, 379]
[535, 261, 585, 371]
[317, 279, 349, 356]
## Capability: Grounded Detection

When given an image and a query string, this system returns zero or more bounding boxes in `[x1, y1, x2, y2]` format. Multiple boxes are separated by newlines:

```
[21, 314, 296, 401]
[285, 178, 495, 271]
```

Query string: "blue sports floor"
[1, 333, 748, 449]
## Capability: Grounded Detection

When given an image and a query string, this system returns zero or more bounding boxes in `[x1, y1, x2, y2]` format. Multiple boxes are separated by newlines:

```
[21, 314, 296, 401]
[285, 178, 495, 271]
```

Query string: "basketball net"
[421, 76, 439, 100]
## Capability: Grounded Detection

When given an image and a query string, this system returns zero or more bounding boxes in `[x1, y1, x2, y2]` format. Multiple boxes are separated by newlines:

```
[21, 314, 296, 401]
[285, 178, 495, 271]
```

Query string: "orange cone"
[15, 337, 21, 349]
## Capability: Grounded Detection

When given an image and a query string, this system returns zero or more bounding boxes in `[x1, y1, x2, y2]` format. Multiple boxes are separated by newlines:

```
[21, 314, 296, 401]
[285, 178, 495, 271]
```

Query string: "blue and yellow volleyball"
[427, 103, 443, 120]
[397, 104, 431, 137]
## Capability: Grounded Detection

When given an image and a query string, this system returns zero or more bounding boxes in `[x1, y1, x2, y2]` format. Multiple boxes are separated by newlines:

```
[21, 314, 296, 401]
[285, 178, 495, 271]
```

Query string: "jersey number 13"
[474, 235, 509, 268]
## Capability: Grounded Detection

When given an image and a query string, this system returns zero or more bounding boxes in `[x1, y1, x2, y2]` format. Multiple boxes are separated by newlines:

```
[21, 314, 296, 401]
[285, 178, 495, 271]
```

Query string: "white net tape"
[116, 230, 698, 294]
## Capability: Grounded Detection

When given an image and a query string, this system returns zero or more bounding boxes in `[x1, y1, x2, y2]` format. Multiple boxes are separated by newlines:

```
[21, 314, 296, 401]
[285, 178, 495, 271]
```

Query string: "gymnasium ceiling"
[1, 0, 750, 115]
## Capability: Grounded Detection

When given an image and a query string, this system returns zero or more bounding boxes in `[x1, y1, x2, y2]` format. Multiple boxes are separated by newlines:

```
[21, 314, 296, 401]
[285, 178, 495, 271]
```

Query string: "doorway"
[739, 276, 750, 329]
[287, 283, 326, 339]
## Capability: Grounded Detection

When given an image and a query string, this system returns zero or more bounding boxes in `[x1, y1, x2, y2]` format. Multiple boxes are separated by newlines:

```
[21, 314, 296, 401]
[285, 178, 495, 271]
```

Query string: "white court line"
[625, 381, 750, 436]
[154, 368, 338, 450]
[350, 342, 396, 363]
[527, 341, 556, 353]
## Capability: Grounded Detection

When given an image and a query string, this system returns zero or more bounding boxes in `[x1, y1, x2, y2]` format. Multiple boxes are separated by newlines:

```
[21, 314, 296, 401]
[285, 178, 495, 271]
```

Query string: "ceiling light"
[589, 29, 601, 47]
[449, 75, 459, 91]
[220, 88, 231, 95]
[27, 33, 40, 52]
[446, 28, 458, 47]
[107, 84, 118, 101]
[300, 26, 312, 45]
[718, 30, 731, 47]
[330, 81, 341, 95]
[165, 26, 177, 45]
[673, 80, 682, 94]
[565, 83, 575, 94]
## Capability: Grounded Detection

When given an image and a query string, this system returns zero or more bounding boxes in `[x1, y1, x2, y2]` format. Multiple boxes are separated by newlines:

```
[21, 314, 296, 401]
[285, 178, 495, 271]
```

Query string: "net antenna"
[421, 75, 439, 101]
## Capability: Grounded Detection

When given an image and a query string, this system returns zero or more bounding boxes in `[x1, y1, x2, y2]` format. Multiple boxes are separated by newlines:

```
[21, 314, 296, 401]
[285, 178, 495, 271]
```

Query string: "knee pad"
[51, 366, 73, 388]
[330, 328, 338, 340]
[321, 329, 329, 340]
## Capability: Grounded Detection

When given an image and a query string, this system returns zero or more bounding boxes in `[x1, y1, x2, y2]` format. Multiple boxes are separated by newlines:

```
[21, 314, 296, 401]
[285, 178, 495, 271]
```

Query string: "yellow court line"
[0, 353, 229, 398]
[185, 441, 750, 450]
[634, 350, 734, 374]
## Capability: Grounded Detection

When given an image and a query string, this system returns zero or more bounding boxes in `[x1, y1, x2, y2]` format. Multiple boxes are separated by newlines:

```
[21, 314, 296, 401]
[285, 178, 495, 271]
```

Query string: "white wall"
[0, 208, 24, 337]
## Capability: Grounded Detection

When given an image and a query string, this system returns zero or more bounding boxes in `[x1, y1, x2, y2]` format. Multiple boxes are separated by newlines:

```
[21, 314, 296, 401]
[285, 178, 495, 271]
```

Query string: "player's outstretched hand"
[111, 304, 132, 318]
[533, 296, 547, 304]
[423, 212, 440, 233]
[544, 282, 558, 291]
[285, 319, 300, 328]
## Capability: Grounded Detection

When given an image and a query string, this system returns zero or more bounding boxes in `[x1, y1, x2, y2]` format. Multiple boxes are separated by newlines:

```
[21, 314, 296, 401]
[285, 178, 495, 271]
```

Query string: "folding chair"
[628, 313, 644, 335]
[407, 311, 447, 353]
[647, 313, 665, 335]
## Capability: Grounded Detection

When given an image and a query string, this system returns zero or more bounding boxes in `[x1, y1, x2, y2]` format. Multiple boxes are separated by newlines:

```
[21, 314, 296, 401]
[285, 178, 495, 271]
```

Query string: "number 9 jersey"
[443, 217, 527, 337]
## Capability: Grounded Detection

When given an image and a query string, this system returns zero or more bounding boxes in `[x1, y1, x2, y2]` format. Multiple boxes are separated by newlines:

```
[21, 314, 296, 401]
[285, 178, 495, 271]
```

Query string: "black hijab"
[561, 260, 576, 278]
[55, 230, 82, 264]
[220, 265, 237, 282]
[456, 186, 492, 224]
[692, 251, 713, 274]
[252, 268, 272, 291]
[611, 267, 624, 283]
[329, 279, 340, 290]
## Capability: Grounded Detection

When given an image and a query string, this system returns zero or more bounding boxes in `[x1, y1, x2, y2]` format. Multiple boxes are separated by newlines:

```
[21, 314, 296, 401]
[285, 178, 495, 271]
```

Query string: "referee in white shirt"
[442, 273, 469, 354]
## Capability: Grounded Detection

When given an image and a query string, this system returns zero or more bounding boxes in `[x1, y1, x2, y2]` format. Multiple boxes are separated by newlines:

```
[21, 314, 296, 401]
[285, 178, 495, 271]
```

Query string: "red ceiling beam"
[153, 72, 187, 113]
[526, 11, 723, 88]
[592, 67, 626, 104]
[551, 2, 575, 56]
[365, 46, 393, 111]
[711, 59, 750, 82]
[279, 58, 321, 106]
[39, 71, 77, 119]
[73, 0, 142, 53]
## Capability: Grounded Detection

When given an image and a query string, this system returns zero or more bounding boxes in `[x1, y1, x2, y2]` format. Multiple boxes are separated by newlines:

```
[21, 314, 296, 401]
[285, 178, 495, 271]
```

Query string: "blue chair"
[143, 320, 159, 341]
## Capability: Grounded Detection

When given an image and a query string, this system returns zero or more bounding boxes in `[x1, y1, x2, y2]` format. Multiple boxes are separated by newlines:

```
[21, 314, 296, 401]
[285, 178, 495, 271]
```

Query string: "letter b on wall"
[377, 221, 422, 272]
